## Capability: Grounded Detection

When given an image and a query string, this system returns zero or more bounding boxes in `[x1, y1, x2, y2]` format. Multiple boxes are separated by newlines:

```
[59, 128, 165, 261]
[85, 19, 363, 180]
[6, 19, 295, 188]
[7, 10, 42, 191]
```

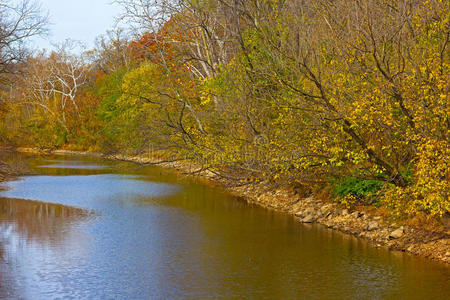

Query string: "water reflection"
[0, 174, 182, 210]
[0, 153, 448, 299]
[0, 197, 93, 245]
[0, 198, 93, 299]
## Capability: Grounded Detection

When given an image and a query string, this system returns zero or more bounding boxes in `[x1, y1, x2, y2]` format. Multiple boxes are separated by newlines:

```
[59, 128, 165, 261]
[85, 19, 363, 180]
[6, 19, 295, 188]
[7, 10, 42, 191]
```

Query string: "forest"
[0, 0, 448, 220]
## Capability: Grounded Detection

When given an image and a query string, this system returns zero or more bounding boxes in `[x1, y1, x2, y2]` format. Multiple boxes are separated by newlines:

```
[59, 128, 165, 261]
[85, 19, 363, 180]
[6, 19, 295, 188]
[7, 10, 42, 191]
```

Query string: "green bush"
[332, 177, 386, 206]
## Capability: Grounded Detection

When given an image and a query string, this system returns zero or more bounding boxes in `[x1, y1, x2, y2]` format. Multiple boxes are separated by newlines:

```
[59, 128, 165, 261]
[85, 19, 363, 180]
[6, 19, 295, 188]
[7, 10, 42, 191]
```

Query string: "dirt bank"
[7, 147, 450, 264]
[0, 159, 22, 182]
[0, 149, 33, 182]
[0, 160, 10, 182]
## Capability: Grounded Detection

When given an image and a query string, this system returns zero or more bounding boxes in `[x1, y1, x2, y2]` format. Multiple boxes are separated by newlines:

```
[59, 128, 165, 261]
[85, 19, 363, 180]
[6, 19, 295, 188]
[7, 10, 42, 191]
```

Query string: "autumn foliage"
[1, 0, 448, 219]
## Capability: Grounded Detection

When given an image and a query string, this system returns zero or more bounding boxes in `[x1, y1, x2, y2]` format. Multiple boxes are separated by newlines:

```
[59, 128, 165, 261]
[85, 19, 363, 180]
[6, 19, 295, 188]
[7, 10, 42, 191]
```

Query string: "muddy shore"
[4, 147, 450, 265]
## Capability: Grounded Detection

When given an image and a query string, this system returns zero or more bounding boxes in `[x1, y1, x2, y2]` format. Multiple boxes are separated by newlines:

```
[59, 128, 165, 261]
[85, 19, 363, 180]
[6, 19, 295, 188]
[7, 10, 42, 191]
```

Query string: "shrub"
[383, 140, 449, 218]
[333, 177, 386, 207]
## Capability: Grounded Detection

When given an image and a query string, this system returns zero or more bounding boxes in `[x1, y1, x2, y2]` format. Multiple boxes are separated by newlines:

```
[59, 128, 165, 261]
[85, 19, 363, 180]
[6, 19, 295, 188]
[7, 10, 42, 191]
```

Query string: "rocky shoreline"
[5, 147, 450, 265]
[234, 186, 450, 264]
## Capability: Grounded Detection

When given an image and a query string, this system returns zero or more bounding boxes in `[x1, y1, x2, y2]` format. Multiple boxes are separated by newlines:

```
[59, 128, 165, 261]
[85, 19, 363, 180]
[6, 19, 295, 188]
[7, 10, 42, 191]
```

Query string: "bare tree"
[92, 28, 134, 74]
[15, 41, 91, 132]
[0, 0, 48, 75]
[114, 0, 246, 89]
[45, 40, 91, 116]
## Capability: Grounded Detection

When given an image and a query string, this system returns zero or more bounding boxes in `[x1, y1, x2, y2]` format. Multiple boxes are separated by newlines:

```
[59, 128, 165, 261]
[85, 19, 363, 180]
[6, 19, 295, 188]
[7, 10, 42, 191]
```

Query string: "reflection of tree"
[0, 241, 20, 300]
[0, 197, 93, 245]
[0, 197, 93, 298]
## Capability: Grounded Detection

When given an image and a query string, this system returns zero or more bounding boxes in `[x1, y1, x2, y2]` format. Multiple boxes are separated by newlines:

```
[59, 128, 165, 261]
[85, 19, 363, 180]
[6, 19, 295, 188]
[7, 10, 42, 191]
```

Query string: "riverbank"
[4, 147, 450, 264]
[0, 155, 30, 183]
[0, 160, 10, 182]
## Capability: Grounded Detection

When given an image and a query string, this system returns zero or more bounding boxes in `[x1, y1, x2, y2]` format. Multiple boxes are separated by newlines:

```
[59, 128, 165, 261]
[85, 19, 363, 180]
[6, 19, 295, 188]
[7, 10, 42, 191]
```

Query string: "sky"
[30, 0, 123, 51]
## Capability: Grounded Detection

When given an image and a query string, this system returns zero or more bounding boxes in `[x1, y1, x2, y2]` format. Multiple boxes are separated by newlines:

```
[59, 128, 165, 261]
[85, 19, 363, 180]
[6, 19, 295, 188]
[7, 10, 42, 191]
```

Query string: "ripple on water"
[0, 154, 449, 299]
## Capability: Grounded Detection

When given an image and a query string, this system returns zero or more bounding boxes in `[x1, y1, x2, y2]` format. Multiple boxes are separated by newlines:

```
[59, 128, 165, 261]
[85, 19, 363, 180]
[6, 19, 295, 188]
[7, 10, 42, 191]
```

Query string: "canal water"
[0, 153, 449, 299]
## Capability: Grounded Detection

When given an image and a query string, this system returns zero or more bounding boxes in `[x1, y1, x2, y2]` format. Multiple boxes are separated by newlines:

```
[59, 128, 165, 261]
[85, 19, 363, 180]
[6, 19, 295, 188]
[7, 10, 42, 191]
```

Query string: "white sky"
[30, 0, 123, 51]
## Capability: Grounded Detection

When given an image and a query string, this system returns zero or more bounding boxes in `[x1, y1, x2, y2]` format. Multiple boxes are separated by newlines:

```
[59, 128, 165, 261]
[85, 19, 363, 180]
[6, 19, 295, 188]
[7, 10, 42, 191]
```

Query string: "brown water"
[0, 153, 449, 299]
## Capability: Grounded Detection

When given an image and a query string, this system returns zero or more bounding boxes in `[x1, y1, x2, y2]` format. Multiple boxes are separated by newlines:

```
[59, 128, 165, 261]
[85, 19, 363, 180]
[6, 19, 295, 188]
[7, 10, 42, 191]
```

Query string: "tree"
[115, 0, 209, 139]
[13, 41, 92, 138]
[0, 0, 48, 76]
[0, 0, 47, 145]
[92, 28, 134, 75]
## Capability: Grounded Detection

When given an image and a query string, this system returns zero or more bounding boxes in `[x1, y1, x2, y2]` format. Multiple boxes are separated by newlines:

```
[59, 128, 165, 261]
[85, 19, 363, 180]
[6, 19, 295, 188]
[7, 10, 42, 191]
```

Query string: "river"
[0, 153, 449, 299]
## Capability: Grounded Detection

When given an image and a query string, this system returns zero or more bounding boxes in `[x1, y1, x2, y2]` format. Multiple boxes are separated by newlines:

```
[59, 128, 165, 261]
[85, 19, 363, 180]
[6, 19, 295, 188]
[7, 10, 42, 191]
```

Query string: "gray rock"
[302, 214, 315, 223]
[320, 204, 332, 213]
[304, 207, 316, 215]
[389, 227, 404, 239]
[367, 221, 379, 231]
[351, 211, 362, 218]
[295, 211, 304, 217]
